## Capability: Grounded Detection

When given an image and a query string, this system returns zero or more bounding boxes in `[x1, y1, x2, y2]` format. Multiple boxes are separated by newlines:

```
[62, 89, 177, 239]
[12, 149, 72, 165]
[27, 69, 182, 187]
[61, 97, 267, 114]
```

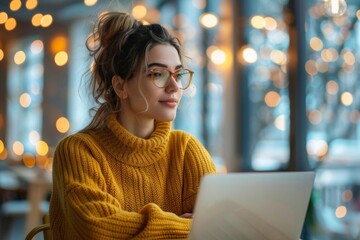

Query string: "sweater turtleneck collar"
[93, 114, 172, 167]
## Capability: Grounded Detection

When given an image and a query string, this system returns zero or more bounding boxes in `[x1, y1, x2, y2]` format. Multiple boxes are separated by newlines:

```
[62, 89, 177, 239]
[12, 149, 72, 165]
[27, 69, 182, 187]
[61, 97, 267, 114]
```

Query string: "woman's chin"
[157, 113, 177, 122]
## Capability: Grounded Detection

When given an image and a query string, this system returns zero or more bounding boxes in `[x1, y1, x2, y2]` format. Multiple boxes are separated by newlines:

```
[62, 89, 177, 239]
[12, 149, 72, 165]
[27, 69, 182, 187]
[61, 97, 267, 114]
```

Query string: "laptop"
[188, 171, 315, 240]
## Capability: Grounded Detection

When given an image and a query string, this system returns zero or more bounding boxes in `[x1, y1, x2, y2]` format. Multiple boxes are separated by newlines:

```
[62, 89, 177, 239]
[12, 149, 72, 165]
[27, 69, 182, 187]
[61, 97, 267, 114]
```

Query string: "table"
[10, 166, 52, 235]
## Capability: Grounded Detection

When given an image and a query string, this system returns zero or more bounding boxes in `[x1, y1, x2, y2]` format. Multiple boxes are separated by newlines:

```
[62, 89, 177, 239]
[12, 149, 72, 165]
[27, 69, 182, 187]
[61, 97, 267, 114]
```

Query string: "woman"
[49, 11, 216, 239]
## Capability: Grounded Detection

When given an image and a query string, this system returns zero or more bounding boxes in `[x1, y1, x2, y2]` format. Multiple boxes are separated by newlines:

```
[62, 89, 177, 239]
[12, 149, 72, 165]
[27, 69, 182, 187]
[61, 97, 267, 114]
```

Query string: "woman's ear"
[112, 75, 128, 99]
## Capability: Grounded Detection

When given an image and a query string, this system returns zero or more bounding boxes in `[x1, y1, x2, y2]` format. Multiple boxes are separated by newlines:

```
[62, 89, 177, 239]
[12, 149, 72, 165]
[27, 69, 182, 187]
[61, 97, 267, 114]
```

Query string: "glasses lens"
[177, 69, 191, 89]
[151, 69, 169, 87]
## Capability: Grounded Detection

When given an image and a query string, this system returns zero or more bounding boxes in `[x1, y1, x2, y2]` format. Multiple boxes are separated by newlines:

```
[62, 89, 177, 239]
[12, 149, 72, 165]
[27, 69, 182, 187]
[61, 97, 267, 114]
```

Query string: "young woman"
[49, 11, 216, 239]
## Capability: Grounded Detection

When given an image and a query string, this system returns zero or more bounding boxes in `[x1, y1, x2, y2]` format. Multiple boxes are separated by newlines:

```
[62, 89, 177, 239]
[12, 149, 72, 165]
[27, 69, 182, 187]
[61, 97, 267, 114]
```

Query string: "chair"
[25, 214, 52, 240]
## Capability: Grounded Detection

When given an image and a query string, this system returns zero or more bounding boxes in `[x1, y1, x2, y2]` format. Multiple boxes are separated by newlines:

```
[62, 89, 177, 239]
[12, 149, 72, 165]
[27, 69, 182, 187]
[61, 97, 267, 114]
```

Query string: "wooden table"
[10, 166, 52, 235]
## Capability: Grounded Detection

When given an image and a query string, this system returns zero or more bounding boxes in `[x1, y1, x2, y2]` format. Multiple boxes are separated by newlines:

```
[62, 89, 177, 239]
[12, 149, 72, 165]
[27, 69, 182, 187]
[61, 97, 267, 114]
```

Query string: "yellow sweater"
[49, 114, 216, 239]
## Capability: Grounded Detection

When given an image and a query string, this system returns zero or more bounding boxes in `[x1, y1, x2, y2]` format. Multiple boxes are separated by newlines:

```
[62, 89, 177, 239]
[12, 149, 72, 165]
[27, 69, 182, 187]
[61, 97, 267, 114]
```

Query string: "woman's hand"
[179, 213, 193, 219]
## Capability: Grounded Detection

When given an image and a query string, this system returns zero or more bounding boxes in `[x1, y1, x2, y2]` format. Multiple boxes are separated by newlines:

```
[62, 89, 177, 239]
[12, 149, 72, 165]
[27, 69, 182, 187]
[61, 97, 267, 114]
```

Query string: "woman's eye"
[152, 72, 163, 78]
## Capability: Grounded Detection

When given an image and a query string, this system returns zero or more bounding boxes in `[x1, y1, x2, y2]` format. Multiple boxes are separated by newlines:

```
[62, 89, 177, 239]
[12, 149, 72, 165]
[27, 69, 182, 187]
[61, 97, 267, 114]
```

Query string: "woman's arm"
[181, 135, 217, 214]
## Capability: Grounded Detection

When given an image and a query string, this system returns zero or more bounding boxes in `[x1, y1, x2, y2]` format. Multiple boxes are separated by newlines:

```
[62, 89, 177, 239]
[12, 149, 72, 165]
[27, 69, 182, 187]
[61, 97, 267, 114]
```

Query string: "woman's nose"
[165, 75, 179, 92]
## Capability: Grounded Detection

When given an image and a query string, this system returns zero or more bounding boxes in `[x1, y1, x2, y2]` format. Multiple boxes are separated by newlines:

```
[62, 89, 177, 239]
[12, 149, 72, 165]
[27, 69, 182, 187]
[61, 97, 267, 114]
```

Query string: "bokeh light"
[0, 12, 8, 24]
[14, 50, 26, 65]
[41, 14, 53, 27]
[32, 13, 43, 27]
[23, 153, 36, 168]
[200, 13, 218, 28]
[335, 205, 347, 218]
[19, 93, 32, 108]
[0, 49, 4, 61]
[56, 117, 70, 133]
[341, 91, 353, 106]
[132, 4, 147, 20]
[36, 140, 49, 156]
[264, 91, 280, 107]
[13, 141, 24, 156]
[5, 17, 17, 30]
[84, 0, 97, 7]
[26, 0, 38, 10]
[30, 40, 44, 54]
[54, 51, 69, 66]
[10, 0, 22, 11]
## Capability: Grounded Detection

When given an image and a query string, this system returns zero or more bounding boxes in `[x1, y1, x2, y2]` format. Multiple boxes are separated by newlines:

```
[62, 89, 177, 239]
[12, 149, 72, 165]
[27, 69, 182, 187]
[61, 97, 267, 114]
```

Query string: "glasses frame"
[147, 68, 194, 90]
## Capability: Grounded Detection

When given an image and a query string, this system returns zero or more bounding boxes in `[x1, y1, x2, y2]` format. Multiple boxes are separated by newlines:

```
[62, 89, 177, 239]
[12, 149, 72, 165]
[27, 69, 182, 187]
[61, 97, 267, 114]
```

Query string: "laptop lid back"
[188, 171, 315, 240]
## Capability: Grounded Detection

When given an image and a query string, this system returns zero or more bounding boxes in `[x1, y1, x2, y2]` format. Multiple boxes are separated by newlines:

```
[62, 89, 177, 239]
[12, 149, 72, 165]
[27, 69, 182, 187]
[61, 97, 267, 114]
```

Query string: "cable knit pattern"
[49, 114, 216, 239]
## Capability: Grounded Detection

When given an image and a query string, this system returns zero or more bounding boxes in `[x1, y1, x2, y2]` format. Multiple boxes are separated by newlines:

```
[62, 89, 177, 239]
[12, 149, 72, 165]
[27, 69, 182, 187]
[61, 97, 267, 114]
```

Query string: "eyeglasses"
[147, 68, 194, 90]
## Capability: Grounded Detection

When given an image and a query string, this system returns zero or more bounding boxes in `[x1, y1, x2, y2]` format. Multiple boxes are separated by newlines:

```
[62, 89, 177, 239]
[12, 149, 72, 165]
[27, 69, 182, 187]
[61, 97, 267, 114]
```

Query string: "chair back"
[25, 214, 52, 240]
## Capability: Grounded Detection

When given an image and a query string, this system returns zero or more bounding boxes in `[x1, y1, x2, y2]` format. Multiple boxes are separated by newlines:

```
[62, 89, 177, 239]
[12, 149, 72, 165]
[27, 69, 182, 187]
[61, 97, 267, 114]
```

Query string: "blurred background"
[0, 0, 360, 239]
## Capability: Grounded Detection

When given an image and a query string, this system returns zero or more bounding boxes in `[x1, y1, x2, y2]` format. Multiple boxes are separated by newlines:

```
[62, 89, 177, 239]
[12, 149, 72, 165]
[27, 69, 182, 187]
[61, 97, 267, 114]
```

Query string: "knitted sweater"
[49, 114, 216, 239]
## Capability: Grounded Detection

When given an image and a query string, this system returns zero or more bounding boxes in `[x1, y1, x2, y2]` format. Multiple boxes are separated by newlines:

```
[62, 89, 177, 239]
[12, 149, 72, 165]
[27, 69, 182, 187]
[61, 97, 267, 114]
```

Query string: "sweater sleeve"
[50, 135, 191, 240]
[182, 135, 217, 213]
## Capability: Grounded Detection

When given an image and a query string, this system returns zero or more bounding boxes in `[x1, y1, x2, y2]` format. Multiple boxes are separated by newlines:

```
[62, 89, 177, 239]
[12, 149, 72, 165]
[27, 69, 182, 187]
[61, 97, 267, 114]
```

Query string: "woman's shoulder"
[169, 129, 203, 146]
[56, 130, 97, 149]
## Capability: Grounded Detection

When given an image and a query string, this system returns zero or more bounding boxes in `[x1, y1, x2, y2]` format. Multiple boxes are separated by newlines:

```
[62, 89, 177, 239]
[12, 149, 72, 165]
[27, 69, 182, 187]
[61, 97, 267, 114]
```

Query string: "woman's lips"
[159, 99, 178, 108]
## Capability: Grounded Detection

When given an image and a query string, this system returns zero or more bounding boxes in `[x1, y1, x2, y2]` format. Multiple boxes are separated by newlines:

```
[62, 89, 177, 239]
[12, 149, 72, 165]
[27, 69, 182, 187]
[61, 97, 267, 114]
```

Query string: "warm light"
[341, 91, 353, 106]
[31, 13, 43, 27]
[0, 49, 4, 61]
[36, 140, 49, 156]
[324, 0, 347, 17]
[200, 13, 218, 28]
[132, 4, 147, 20]
[10, 0, 22, 11]
[240, 47, 258, 64]
[26, 0, 38, 10]
[342, 190, 353, 202]
[0, 12, 8, 24]
[326, 80, 339, 95]
[308, 110, 322, 125]
[5, 17, 17, 31]
[84, 0, 97, 7]
[321, 48, 338, 62]
[13, 141, 24, 156]
[309, 37, 323, 51]
[41, 14, 53, 27]
[264, 91, 280, 107]
[23, 153, 36, 168]
[56, 117, 70, 133]
[210, 49, 226, 65]
[19, 93, 32, 108]
[30, 40, 44, 54]
[274, 115, 286, 131]
[250, 15, 265, 29]
[305, 60, 317, 76]
[264, 17, 277, 30]
[0, 148, 7, 160]
[28, 131, 40, 145]
[50, 36, 68, 53]
[343, 51, 355, 65]
[357, 10, 360, 20]
[270, 50, 287, 65]
[307, 139, 328, 158]
[335, 205, 347, 218]
[14, 50, 26, 65]
[54, 51, 69, 66]
[0, 140, 4, 153]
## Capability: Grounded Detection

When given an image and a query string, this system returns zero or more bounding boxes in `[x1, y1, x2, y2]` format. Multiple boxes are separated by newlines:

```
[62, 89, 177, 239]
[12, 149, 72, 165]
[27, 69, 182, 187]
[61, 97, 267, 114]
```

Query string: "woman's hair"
[82, 11, 183, 131]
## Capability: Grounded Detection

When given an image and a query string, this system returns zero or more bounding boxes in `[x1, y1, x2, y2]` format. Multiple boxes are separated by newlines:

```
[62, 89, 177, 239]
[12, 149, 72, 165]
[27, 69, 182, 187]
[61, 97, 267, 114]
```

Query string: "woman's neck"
[117, 112, 155, 139]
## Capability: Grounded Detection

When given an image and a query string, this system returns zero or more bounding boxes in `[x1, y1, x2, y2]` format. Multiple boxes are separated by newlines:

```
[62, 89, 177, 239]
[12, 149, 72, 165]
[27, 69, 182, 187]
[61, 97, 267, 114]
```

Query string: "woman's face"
[123, 44, 184, 122]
